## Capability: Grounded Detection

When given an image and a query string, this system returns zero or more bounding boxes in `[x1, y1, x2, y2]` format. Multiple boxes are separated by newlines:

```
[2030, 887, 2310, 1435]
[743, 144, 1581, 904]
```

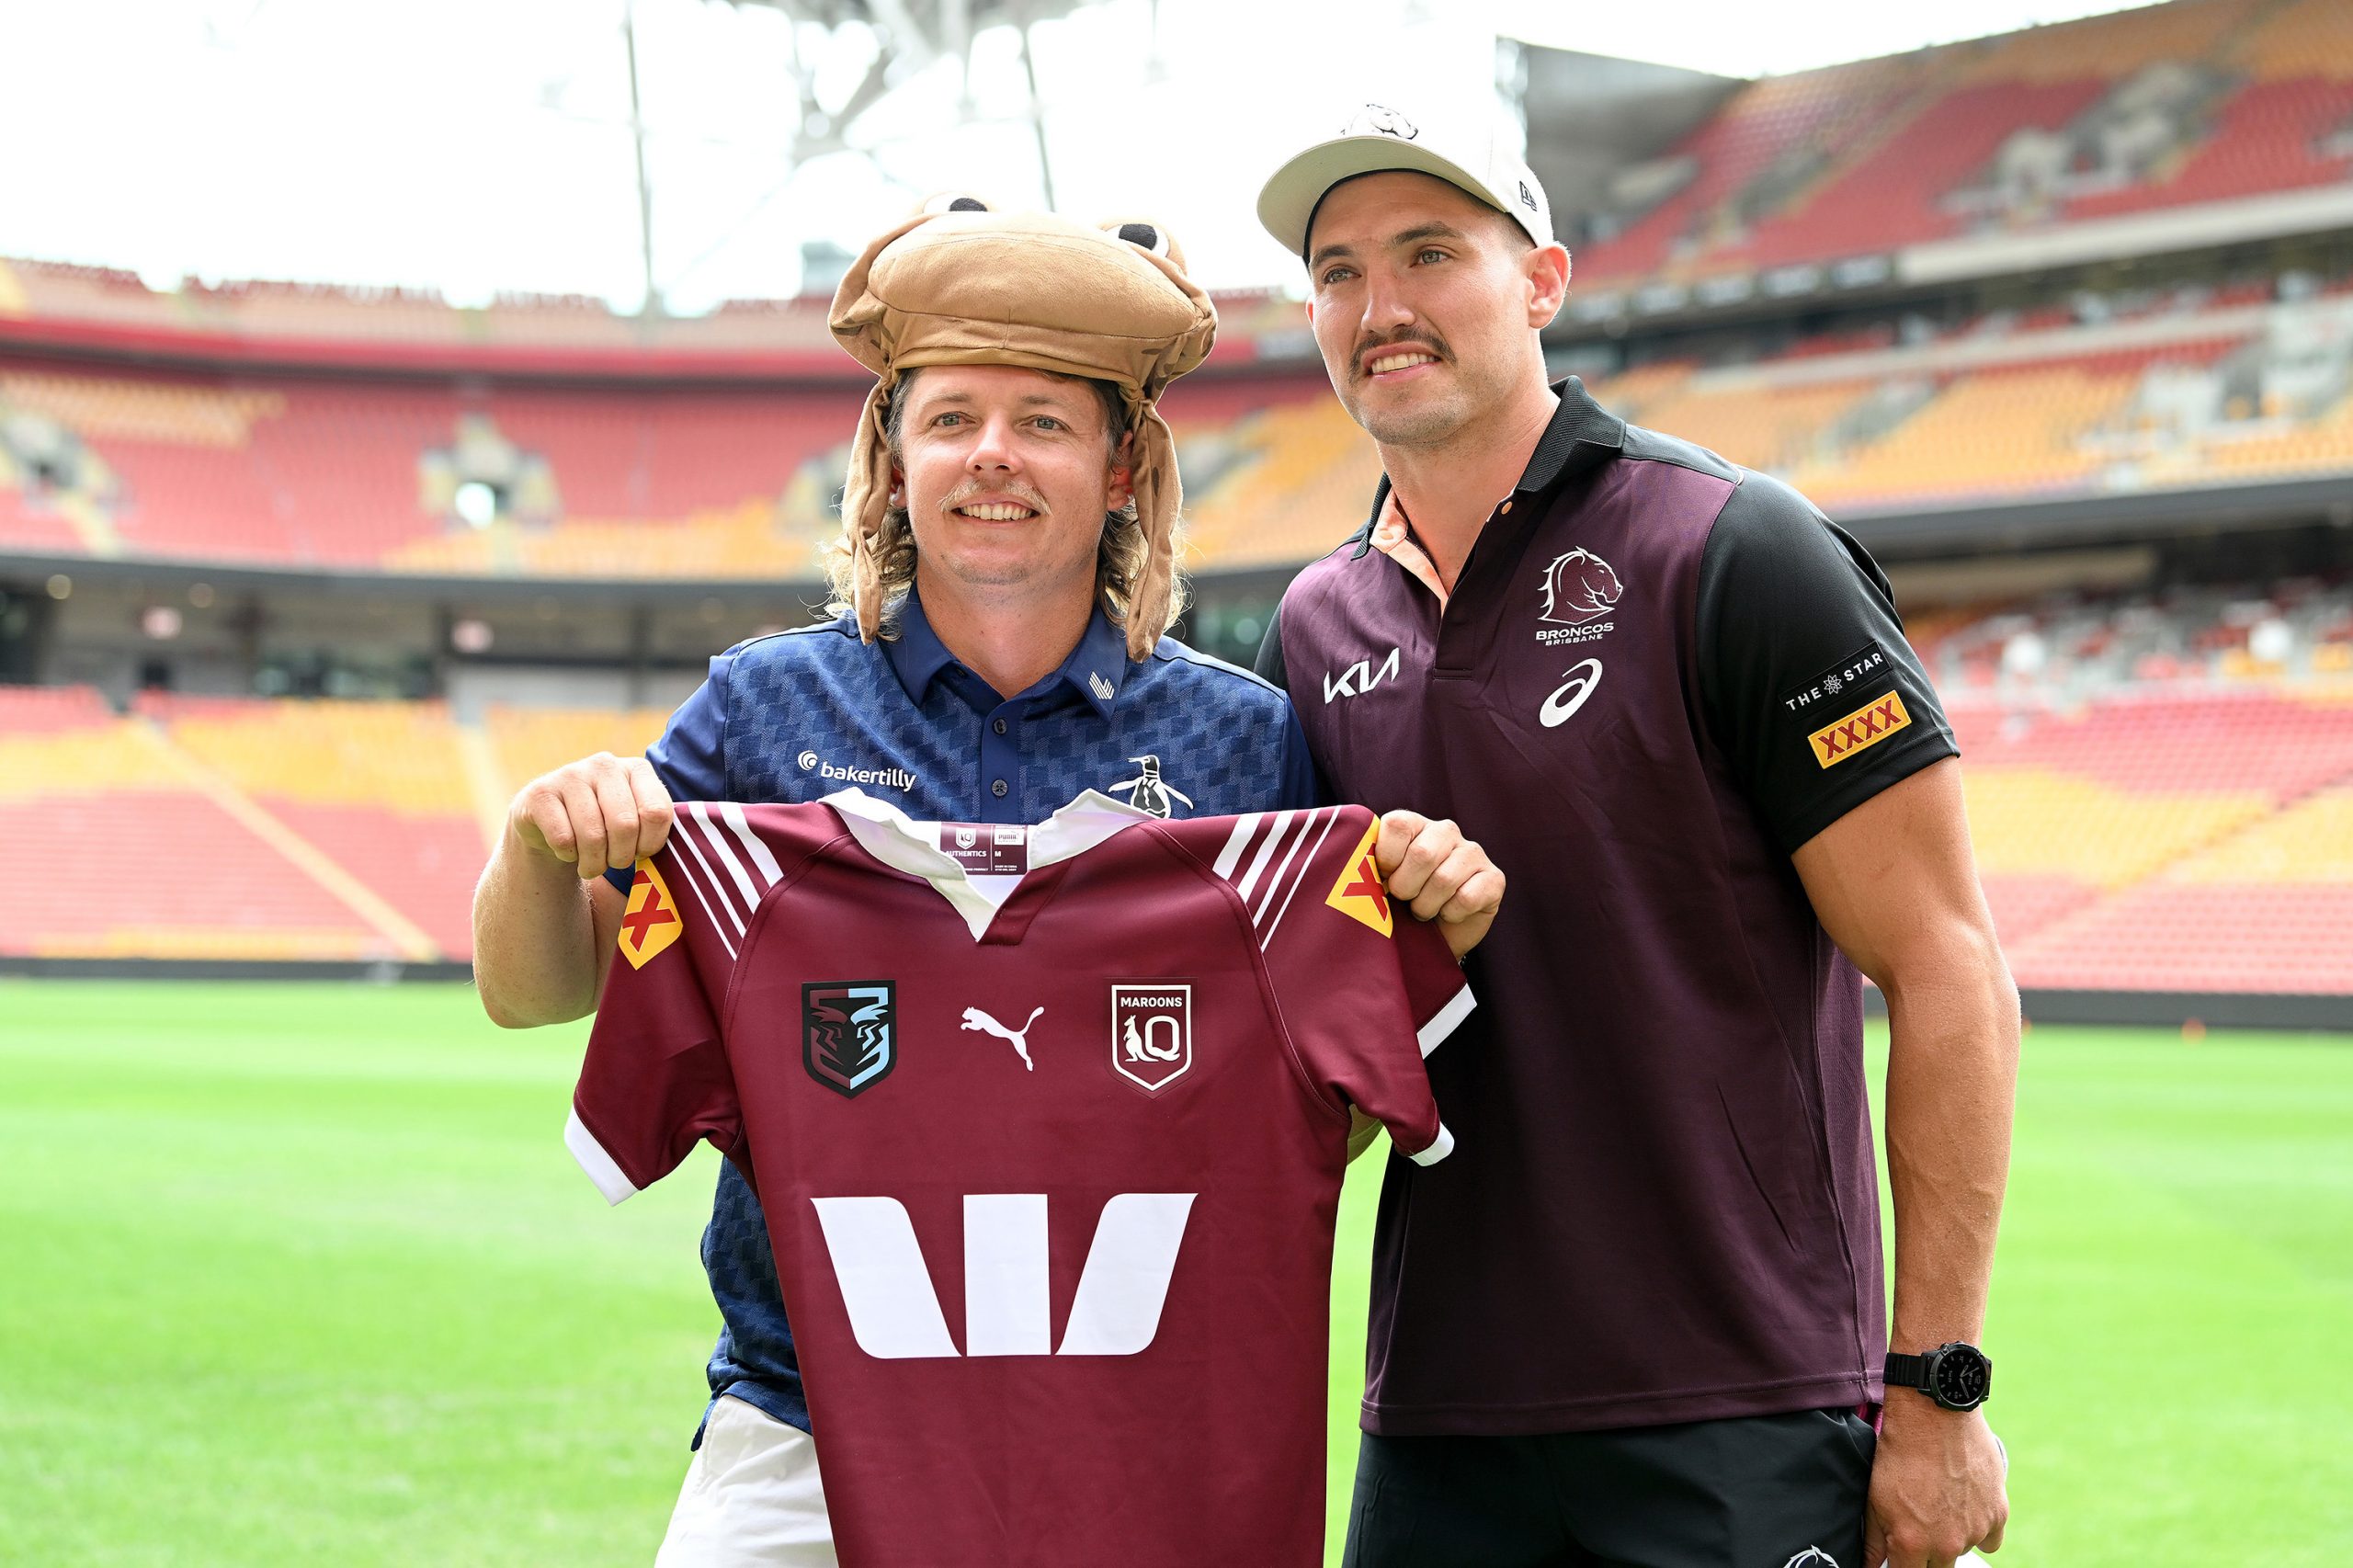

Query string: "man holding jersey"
[473, 199, 1502, 1566]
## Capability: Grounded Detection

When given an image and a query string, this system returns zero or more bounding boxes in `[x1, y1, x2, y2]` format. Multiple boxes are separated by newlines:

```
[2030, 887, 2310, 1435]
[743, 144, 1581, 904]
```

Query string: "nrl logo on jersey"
[804, 981, 896, 1097]
[1536, 548, 1622, 646]
[1324, 646, 1401, 702]
[1109, 983, 1192, 1093]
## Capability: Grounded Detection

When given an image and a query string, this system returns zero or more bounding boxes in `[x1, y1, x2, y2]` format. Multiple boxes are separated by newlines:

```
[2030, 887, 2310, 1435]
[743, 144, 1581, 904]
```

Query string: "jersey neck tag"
[939, 823, 1029, 875]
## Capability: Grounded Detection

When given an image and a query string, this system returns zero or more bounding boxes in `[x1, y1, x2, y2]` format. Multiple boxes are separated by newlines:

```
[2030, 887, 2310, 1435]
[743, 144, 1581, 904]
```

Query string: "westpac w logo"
[813, 1193, 1195, 1358]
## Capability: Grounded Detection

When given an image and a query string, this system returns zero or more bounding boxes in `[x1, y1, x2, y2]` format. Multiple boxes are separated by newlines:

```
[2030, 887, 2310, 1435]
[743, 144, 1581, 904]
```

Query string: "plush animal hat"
[829, 196, 1217, 662]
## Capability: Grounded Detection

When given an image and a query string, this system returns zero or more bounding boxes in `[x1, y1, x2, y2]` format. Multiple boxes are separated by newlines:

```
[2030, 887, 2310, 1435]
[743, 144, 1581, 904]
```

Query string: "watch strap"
[1883, 1349, 1933, 1392]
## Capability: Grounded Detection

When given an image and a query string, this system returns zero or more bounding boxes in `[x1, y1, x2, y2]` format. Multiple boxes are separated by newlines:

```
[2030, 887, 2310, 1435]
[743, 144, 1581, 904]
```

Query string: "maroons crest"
[804, 981, 896, 1097]
[1108, 983, 1192, 1093]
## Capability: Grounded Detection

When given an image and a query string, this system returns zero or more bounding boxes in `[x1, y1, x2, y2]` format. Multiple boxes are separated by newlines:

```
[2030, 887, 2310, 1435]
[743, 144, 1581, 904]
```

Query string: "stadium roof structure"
[712, 0, 1100, 210]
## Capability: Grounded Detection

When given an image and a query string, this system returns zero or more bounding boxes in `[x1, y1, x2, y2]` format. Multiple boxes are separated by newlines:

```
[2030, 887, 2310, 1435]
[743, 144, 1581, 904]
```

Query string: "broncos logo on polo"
[1539, 548, 1623, 626]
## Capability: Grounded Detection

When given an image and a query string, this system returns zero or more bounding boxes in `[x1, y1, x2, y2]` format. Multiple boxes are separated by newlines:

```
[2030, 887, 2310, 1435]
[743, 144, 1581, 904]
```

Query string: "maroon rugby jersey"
[567, 791, 1471, 1568]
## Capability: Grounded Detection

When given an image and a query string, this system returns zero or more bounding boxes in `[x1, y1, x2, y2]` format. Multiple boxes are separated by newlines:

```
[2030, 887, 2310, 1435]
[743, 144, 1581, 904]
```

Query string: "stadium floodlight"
[454, 481, 500, 530]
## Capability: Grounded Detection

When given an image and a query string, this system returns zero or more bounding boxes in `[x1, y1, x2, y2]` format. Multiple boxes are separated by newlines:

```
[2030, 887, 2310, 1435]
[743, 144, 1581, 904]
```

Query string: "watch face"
[1933, 1347, 1991, 1408]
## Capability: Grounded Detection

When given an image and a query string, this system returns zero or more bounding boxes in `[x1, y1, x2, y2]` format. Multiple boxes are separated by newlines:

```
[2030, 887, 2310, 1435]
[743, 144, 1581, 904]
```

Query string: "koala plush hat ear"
[827, 205, 1216, 662]
[1099, 217, 1186, 274]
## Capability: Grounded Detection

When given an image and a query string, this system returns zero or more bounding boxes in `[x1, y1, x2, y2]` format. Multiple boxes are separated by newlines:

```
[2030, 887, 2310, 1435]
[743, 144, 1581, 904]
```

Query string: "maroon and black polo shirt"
[1256, 377, 1958, 1437]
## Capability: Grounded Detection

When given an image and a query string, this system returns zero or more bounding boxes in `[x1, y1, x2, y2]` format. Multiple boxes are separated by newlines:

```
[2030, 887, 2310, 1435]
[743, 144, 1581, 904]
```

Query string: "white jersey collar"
[822, 789, 1155, 939]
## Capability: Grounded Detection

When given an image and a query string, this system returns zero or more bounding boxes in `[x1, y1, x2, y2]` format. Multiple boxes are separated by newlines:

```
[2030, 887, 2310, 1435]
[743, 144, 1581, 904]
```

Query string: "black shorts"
[1342, 1407, 1876, 1568]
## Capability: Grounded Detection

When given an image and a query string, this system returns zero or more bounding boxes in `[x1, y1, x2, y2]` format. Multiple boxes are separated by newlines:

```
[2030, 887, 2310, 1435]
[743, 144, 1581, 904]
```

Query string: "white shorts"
[654, 1395, 837, 1568]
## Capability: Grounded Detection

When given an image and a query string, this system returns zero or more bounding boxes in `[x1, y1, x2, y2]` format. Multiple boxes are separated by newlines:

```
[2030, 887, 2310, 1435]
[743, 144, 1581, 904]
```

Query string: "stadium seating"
[0, 365, 847, 575]
[8, 648, 2352, 992]
[0, 687, 404, 960]
[139, 696, 486, 958]
[1573, 0, 2353, 290]
[0, 691, 698, 963]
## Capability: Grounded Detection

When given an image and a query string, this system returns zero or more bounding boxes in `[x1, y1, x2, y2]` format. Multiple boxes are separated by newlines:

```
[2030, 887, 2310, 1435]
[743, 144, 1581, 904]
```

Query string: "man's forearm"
[1881, 933, 2019, 1351]
[472, 828, 601, 1028]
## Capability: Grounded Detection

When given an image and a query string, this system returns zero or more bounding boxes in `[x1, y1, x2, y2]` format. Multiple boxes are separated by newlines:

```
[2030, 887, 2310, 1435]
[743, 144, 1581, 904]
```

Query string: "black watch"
[1885, 1342, 1993, 1411]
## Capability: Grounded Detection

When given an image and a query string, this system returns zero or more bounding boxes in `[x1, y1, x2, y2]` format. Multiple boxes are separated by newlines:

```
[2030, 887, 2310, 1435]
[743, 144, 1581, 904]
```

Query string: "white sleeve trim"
[566, 1107, 640, 1206]
[1406, 1120, 1456, 1166]
[1417, 983, 1476, 1059]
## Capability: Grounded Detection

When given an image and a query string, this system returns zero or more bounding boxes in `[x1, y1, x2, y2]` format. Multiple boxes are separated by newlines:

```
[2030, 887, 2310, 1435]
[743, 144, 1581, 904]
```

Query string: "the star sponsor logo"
[1539, 658, 1604, 729]
[1087, 671, 1115, 701]
[1781, 643, 1891, 712]
[618, 858, 684, 969]
[1324, 817, 1394, 937]
[1109, 755, 1192, 818]
[1782, 1551, 1841, 1568]
[1536, 548, 1622, 645]
[1109, 983, 1192, 1093]
[1324, 646, 1402, 702]
[803, 981, 896, 1097]
[797, 751, 918, 791]
[1809, 692, 1912, 767]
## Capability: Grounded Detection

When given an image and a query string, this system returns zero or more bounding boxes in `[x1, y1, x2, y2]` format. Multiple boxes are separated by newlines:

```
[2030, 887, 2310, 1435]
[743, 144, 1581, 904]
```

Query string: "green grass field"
[3, 982, 2348, 1564]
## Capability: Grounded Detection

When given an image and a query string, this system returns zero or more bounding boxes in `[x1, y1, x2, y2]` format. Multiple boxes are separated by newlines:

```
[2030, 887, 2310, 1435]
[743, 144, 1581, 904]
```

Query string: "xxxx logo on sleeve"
[1808, 692, 1913, 768]
[619, 858, 684, 968]
[1324, 817, 1394, 937]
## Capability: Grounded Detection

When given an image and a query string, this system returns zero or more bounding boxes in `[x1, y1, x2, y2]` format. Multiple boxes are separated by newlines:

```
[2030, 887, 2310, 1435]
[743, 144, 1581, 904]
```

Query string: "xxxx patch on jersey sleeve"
[1324, 816, 1394, 937]
[1808, 691, 1913, 768]
[618, 858, 685, 968]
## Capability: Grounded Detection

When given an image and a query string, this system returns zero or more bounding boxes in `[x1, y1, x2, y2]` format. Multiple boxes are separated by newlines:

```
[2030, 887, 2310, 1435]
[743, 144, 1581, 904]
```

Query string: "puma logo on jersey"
[812, 1192, 1196, 1358]
[1324, 647, 1401, 702]
[961, 1006, 1044, 1071]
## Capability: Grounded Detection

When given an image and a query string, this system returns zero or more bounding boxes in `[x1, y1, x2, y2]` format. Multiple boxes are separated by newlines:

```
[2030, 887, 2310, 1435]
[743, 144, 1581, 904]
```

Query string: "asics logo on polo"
[1540, 660, 1603, 728]
[1324, 647, 1402, 702]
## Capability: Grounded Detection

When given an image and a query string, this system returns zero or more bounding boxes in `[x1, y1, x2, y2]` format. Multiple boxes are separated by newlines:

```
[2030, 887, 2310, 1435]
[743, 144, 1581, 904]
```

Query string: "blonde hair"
[822, 369, 1190, 642]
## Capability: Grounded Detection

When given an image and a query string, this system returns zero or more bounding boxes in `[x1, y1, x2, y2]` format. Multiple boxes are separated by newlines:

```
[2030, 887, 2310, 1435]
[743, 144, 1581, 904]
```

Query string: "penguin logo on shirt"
[1109, 756, 1193, 818]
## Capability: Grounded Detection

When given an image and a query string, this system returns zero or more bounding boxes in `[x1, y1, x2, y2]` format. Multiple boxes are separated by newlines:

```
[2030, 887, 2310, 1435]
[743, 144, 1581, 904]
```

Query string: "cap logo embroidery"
[1519, 179, 1538, 211]
[1352, 103, 1418, 141]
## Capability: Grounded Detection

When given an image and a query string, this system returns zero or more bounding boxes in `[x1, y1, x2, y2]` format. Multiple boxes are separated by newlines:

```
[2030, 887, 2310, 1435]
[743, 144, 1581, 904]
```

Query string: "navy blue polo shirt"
[608, 587, 1318, 1443]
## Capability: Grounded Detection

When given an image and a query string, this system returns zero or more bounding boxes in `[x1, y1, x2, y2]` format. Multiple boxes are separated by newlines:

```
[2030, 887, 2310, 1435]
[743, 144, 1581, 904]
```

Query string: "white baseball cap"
[1257, 103, 1554, 262]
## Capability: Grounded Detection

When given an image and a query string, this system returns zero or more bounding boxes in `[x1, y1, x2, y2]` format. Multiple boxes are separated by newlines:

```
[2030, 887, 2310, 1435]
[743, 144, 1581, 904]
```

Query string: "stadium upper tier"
[6, 642, 2353, 992]
[6, 278, 2352, 578]
[1567, 0, 2353, 295]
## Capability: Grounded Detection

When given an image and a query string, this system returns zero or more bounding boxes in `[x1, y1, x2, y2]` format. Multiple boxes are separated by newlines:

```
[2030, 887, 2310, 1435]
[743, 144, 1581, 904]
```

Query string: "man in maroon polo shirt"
[1251, 107, 2019, 1568]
